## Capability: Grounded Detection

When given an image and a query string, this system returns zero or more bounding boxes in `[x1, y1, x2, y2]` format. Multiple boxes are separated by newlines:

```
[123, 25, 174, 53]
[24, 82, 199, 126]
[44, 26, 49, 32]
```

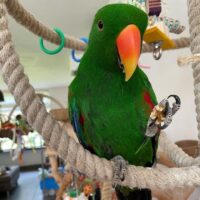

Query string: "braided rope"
[1, 0, 200, 191]
[101, 132, 200, 199]
[159, 133, 200, 167]
[5, 0, 86, 51]
[188, 0, 200, 147]
[101, 182, 113, 200]
[142, 37, 190, 53]
[177, 54, 200, 66]
[7, 93, 65, 120]
[4, 0, 190, 53]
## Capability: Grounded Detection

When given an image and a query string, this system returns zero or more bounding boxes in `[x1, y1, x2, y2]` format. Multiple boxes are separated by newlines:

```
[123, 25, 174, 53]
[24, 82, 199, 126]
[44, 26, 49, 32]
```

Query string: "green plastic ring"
[39, 28, 65, 55]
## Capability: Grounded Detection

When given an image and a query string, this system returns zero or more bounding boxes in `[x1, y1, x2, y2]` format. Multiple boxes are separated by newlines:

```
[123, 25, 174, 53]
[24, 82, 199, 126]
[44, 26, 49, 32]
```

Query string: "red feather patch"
[143, 91, 154, 111]
[79, 114, 85, 126]
[68, 89, 73, 98]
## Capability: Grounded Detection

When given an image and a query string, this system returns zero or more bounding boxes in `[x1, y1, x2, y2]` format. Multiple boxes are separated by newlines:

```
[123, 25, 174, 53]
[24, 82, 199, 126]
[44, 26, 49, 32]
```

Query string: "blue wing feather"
[70, 99, 87, 148]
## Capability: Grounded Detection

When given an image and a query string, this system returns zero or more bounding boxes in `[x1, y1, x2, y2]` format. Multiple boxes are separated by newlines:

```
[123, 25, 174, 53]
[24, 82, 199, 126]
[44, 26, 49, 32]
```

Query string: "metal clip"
[152, 41, 163, 60]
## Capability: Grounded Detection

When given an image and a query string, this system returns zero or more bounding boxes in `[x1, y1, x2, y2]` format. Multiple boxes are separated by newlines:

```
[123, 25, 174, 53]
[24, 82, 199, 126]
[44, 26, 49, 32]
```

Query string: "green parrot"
[69, 4, 158, 199]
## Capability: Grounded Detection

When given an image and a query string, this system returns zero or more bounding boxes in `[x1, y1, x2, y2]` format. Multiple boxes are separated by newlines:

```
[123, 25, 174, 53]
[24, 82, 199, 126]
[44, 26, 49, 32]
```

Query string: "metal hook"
[152, 41, 163, 60]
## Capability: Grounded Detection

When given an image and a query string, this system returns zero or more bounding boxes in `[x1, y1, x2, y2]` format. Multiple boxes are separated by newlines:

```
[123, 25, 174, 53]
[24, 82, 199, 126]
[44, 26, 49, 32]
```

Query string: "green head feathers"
[89, 4, 148, 46]
[80, 4, 148, 81]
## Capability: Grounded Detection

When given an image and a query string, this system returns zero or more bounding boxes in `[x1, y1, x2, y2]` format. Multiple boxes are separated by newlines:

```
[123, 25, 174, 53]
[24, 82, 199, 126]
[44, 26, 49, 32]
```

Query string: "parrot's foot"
[158, 95, 181, 129]
[146, 94, 181, 137]
[111, 155, 128, 187]
[168, 95, 181, 116]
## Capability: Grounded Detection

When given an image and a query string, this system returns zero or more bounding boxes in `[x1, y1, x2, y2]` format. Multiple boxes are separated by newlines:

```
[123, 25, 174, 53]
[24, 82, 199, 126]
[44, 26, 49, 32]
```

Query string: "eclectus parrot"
[69, 4, 158, 199]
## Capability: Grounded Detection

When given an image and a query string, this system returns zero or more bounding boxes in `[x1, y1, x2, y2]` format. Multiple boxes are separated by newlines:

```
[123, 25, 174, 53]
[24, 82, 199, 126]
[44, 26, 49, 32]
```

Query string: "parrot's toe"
[146, 94, 181, 133]
[167, 95, 181, 115]
[112, 155, 128, 187]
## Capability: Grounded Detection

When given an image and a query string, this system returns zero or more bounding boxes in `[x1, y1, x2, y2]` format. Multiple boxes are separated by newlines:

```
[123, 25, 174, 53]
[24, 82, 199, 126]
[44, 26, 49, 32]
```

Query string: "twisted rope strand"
[101, 182, 113, 200]
[177, 54, 200, 66]
[4, 0, 190, 53]
[1, 0, 200, 191]
[159, 133, 200, 167]
[188, 0, 200, 143]
[5, 0, 86, 51]
[142, 37, 191, 53]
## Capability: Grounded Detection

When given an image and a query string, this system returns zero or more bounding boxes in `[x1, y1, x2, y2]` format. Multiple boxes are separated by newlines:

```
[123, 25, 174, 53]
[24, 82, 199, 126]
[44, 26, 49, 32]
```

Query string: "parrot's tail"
[116, 187, 152, 200]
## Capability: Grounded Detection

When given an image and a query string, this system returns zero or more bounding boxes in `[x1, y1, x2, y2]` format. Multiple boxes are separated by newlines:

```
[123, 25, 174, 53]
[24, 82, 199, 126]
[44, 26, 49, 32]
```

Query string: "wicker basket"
[175, 140, 199, 158]
[50, 109, 69, 122]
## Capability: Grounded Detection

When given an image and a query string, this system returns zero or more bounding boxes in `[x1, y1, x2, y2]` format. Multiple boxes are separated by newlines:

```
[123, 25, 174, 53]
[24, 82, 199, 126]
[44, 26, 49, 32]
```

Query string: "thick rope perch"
[142, 37, 190, 53]
[188, 0, 200, 146]
[177, 54, 200, 66]
[159, 133, 200, 167]
[5, 0, 86, 51]
[1, 0, 200, 191]
[7, 93, 65, 120]
[4, 0, 190, 53]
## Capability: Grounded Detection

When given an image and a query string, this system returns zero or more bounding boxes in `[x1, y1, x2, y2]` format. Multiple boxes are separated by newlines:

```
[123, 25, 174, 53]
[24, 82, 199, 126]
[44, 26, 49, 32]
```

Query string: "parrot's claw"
[158, 101, 173, 129]
[112, 155, 128, 187]
[159, 95, 181, 129]
[168, 95, 181, 116]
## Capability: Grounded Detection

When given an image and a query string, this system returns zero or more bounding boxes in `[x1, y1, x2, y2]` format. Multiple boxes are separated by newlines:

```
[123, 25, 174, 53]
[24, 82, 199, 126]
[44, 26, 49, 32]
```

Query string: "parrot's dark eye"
[97, 20, 104, 31]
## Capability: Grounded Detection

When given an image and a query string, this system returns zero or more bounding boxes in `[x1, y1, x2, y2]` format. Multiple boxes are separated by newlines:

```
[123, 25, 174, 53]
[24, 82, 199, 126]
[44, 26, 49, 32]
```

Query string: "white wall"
[49, 86, 68, 109]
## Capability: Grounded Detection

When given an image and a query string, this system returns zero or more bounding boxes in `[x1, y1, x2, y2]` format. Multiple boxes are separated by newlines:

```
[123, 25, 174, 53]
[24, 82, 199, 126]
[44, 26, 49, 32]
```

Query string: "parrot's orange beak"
[116, 25, 141, 81]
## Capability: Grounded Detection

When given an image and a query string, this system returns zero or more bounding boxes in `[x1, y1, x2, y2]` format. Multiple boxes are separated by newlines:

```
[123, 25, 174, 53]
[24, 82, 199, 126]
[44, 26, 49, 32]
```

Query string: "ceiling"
[0, 0, 189, 91]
